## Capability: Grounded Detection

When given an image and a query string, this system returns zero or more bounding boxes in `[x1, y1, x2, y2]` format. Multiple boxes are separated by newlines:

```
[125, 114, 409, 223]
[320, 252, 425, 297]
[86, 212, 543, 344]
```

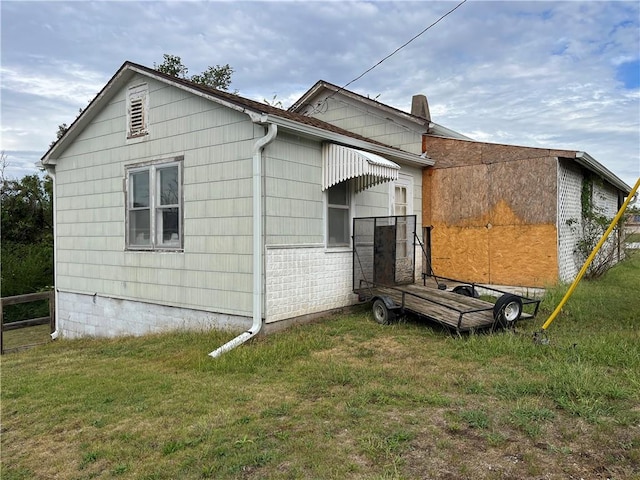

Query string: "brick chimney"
[411, 94, 431, 121]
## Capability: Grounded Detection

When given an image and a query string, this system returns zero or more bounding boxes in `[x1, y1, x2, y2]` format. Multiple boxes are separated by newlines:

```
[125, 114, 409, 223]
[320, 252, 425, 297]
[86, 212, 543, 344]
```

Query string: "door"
[373, 224, 396, 285]
[392, 174, 414, 284]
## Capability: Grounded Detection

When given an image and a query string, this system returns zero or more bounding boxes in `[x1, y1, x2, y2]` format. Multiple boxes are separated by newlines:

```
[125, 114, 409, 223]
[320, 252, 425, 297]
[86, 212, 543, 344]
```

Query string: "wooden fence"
[0, 291, 55, 354]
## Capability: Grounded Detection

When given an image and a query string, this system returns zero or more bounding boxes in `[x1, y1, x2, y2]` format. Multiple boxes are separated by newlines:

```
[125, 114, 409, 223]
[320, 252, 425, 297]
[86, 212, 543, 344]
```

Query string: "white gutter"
[427, 122, 473, 141]
[43, 164, 60, 340]
[574, 151, 632, 194]
[208, 123, 278, 357]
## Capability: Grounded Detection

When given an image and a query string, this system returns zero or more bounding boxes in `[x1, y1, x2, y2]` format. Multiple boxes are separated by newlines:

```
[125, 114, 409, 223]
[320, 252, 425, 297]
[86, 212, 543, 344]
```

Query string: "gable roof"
[42, 62, 432, 168]
[289, 79, 472, 141]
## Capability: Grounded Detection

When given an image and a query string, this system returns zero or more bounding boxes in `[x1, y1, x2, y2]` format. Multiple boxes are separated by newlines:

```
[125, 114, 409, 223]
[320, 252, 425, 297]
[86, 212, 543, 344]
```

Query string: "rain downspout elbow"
[209, 123, 277, 358]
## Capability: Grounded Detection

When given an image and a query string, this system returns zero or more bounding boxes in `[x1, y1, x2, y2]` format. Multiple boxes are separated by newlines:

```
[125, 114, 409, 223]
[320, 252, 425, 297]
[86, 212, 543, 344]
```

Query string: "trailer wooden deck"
[358, 283, 533, 332]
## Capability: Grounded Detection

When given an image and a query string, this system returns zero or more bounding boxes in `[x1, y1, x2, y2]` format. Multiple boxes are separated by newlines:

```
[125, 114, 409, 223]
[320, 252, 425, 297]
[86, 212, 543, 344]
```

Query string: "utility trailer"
[353, 216, 540, 333]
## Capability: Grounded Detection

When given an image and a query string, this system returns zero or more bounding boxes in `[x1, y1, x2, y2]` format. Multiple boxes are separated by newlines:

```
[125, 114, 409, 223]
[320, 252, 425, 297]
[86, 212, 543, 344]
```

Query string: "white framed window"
[327, 181, 352, 247]
[126, 157, 183, 250]
[126, 83, 149, 138]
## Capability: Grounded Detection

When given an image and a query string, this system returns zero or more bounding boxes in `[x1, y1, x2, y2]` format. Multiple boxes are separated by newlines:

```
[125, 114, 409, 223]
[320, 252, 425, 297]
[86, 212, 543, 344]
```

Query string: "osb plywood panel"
[481, 143, 553, 164]
[431, 225, 490, 283]
[430, 165, 489, 226]
[551, 150, 576, 159]
[488, 157, 557, 225]
[424, 136, 566, 286]
[428, 157, 557, 227]
[430, 223, 558, 287]
[425, 135, 577, 169]
[489, 224, 558, 287]
[429, 185, 558, 286]
[424, 137, 483, 169]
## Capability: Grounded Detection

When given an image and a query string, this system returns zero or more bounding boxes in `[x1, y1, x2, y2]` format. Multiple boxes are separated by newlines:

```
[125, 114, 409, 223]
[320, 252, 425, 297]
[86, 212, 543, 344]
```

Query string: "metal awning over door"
[322, 143, 400, 193]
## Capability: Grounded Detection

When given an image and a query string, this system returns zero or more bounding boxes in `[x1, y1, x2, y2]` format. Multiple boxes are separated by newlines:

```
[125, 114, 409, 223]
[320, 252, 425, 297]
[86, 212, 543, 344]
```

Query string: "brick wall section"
[57, 291, 251, 338]
[265, 247, 356, 322]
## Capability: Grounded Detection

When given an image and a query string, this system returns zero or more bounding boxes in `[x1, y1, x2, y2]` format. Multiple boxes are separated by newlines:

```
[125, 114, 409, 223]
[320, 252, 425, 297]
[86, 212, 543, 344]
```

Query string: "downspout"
[44, 165, 60, 340]
[209, 122, 278, 357]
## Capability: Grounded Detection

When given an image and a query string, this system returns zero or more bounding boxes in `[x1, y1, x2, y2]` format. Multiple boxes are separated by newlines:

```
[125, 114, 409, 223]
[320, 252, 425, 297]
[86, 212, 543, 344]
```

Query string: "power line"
[321, 0, 468, 107]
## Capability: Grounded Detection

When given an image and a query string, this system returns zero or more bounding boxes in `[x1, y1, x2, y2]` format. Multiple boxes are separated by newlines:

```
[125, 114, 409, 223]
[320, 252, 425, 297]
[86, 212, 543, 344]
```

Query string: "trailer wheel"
[453, 285, 478, 297]
[372, 299, 394, 325]
[493, 294, 523, 325]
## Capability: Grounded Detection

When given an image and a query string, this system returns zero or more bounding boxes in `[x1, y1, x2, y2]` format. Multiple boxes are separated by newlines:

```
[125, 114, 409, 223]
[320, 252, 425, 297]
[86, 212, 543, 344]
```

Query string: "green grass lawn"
[626, 232, 640, 243]
[2, 323, 51, 352]
[2, 253, 639, 479]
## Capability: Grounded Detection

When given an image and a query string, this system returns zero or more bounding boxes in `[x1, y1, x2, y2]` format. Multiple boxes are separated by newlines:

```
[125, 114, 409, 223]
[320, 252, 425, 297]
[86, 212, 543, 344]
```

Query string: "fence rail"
[1, 291, 55, 354]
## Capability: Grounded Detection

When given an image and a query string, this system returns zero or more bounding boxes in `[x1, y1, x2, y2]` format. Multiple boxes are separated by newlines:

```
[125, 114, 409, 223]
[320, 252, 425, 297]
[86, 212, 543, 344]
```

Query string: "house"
[41, 62, 431, 345]
[290, 81, 632, 287]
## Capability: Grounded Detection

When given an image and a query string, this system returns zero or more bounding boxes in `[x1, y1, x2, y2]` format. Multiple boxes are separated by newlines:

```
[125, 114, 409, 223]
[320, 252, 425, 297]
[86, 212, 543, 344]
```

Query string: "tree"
[154, 54, 189, 78]
[1, 174, 53, 245]
[50, 107, 84, 149]
[263, 94, 283, 109]
[154, 54, 234, 90]
[0, 150, 7, 183]
[567, 177, 625, 279]
[1, 173, 54, 318]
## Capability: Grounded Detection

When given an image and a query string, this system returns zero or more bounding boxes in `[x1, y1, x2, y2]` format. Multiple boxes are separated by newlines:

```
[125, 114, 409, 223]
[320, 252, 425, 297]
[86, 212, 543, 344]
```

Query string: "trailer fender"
[453, 285, 479, 298]
[375, 295, 397, 311]
[372, 296, 398, 325]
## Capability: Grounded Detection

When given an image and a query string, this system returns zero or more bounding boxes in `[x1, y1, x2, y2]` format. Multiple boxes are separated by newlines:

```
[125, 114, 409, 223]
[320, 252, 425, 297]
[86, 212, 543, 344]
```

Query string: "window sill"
[125, 247, 184, 253]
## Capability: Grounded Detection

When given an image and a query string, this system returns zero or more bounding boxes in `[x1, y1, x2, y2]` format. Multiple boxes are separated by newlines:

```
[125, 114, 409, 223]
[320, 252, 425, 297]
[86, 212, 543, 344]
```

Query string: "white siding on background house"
[592, 181, 619, 218]
[303, 94, 424, 155]
[557, 159, 584, 282]
[54, 74, 261, 336]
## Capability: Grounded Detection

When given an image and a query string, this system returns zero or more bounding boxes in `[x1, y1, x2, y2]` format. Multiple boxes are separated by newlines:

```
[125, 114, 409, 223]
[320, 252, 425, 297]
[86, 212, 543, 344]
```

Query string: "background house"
[422, 137, 630, 286]
[42, 62, 429, 339]
[290, 81, 631, 287]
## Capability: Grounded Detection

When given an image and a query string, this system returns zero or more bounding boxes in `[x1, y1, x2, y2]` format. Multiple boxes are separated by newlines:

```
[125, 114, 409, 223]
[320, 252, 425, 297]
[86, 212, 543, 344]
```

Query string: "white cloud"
[1, 60, 105, 104]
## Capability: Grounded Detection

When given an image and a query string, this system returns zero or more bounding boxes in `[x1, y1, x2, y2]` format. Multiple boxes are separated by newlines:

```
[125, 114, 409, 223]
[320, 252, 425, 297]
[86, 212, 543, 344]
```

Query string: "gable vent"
[127, 83, 149, 139]
[129, 98, 145, 135]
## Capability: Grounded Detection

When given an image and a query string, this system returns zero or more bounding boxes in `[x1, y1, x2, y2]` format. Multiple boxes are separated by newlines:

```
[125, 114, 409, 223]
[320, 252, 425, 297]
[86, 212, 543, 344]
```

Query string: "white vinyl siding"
[264, 133, 324, 245]
[304, 94, 423, 155]
[53, 74, 257, 317]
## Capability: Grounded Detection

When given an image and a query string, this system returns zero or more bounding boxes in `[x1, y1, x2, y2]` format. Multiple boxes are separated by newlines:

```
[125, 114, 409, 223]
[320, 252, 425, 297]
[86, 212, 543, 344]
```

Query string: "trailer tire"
[453, 285, 478, 298]
[372, 299, 395, 325]
[493, 294, 523, 326]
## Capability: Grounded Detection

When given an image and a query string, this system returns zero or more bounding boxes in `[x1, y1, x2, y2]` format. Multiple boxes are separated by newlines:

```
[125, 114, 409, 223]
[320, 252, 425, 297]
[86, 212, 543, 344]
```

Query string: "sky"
[1, 0, 639, 190]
